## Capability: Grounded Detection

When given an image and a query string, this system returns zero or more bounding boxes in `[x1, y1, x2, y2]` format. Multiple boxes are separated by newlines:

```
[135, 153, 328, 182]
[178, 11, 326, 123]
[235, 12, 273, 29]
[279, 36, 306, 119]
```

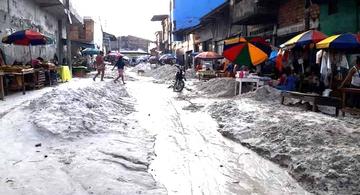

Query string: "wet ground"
[126, 74, 309, 195]
[0, 70, 310, 195]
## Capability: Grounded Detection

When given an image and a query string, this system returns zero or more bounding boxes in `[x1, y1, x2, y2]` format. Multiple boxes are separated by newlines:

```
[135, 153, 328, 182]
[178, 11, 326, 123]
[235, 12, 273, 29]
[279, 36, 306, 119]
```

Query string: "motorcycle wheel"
[173, 80, 185, 92]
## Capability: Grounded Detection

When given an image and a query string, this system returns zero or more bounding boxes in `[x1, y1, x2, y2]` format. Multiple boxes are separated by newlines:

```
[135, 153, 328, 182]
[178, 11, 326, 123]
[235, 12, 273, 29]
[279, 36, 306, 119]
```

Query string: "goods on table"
[0, 65, 33, 73]
[38, 62, 57, 70]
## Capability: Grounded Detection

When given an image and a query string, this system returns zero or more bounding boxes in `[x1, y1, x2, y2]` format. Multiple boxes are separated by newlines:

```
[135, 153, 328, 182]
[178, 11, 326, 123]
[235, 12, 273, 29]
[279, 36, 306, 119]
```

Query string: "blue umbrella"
[82, 48, 100, 55]
[269, 50, 278, 62]
[159, 54, 176, 61]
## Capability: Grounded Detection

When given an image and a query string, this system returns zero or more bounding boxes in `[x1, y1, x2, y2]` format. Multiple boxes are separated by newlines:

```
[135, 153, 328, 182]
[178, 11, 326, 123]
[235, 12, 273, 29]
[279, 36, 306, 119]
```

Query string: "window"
[235, 0, 242, 4]
[328, 0, 338, 15]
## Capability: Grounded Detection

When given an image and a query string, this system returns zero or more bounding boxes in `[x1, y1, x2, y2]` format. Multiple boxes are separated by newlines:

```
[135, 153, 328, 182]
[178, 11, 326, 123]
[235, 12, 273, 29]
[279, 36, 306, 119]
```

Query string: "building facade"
[0, 0, 81, 64]
[116, 35, 151, 53]
[151, 15, 171, 53]
[317, 0, 360, 35]
[171, 0, 226, 40]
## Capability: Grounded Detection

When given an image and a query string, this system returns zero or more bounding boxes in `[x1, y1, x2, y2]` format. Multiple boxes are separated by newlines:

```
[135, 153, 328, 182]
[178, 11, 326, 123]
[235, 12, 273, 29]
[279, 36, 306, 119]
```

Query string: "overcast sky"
[72, 0, 170, 41]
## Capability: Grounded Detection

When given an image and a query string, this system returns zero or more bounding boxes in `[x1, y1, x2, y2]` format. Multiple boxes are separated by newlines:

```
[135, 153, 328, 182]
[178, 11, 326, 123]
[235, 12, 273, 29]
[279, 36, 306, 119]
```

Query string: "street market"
[1, 0, 360, 195]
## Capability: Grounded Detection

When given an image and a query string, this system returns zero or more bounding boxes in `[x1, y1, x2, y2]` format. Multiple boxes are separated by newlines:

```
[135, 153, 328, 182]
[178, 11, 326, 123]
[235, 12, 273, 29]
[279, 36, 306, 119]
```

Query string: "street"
[0, 71, 309, 195]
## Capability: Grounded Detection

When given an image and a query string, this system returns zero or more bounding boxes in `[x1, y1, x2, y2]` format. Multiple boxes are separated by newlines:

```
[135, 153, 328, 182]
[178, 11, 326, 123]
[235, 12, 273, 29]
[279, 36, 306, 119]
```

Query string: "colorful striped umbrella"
[316, 33, 360, 51]
[2, 29, 53, 46]
[2, 29, 54, 61]
[223, 37, 271, 66]
[195, 51, 223, 59]
[280, 30, 327, 48]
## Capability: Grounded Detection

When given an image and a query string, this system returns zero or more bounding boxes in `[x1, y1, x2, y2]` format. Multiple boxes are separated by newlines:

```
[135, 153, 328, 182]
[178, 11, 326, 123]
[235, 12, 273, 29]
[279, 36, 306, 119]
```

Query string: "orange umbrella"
[223, 37, 271, 66]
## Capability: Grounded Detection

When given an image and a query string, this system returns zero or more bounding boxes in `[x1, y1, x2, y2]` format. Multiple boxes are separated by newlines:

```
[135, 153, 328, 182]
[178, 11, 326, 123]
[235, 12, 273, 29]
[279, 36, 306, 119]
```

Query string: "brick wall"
[278, 1, 320, 28]
[278, 0, 305, 28]
[69, 19, 94, 43]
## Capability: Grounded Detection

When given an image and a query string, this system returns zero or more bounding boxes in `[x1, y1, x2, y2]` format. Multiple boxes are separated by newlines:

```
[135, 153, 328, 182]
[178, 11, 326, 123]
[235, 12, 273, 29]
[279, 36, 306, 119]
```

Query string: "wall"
[173, 0, 225, 31]
[0, 0, 61, 64]
[120, 36, 150, 52]
[276, 0, 322, 45]
[278, 0, 305, 29]
[319, 0, 359, 34]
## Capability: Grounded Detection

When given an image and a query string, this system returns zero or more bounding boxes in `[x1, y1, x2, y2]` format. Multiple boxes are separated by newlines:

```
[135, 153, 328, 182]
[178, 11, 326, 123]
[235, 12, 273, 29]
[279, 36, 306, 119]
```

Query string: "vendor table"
[235, 77, 260, 96]
[340, 88, 360, 116]
[0, 72, 4, 100]
[4, 69, 35, 95]
[197, 70, 217, 80]
[281, 91, 341, 116]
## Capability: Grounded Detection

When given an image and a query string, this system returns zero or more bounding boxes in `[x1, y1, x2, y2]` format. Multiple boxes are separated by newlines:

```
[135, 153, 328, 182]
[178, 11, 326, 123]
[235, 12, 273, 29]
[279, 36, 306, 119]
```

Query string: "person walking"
[93, 51, 105, 81]
[112, 56, 126, 84]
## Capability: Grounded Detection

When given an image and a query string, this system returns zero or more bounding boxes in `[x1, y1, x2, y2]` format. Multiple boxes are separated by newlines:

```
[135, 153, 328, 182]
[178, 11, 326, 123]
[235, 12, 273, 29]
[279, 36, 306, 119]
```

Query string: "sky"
[72, 0, 170, 41]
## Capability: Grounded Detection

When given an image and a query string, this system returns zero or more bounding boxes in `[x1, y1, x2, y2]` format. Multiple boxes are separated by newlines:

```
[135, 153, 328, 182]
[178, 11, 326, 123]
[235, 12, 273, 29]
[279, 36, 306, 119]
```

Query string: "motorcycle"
[173, 65, 186, 92]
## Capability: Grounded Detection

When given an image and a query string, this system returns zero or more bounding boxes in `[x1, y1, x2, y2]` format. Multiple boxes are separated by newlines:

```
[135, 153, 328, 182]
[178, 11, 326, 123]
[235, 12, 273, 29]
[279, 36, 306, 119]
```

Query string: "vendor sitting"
[339, 56, 360, 108]
[276, 67, 298, 91]
[195, 64, 202, 72]
[225, 63, 235, 77]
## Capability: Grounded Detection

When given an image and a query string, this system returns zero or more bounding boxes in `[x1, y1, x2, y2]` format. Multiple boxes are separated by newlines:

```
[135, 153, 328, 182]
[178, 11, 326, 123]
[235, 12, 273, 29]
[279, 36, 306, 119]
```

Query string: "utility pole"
[65, 0, 72, 71]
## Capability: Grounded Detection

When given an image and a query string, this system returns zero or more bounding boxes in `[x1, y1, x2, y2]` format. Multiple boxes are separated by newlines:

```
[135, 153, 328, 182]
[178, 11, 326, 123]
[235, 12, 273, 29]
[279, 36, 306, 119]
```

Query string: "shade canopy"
[316, 33, 360, 51]
[195, 51, 223, 59]
[223, 37, 271, 66]
[2, 29, 54, 46]
[280, 30, 327, 48]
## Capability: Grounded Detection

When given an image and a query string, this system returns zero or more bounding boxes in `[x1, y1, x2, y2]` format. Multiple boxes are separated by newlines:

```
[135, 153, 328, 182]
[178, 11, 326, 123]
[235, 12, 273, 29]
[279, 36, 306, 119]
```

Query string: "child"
[112, 56, 126, 84]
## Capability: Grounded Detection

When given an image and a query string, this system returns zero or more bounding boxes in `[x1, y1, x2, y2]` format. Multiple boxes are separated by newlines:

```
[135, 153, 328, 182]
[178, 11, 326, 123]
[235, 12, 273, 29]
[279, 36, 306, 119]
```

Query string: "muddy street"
[0, 73, 310, 195]
[126, 75, 309, 195]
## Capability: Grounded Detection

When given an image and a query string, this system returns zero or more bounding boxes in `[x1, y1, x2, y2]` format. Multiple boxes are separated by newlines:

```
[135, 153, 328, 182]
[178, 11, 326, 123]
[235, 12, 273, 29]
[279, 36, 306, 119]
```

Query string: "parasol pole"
[29, 45, 32, 63]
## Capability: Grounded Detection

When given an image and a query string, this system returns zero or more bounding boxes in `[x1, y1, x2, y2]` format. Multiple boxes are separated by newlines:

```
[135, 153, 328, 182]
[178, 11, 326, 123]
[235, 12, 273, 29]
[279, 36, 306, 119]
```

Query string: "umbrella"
[195, 51, 223, 59]
[149, 56, 159, 64]
[269, 50, 278, 61]
[223, 37, 272, 66]
[316, 33, 360, 51]
[191, 52, 200, 57]
[159, 54, 176, 61]
[280, 30, 327, 48]
[107, 51, 123, 57]
[2, 29, 53, 46]
[2, 29, 54, 61]
[122, 56, 130, 61]
[82, 48, 100, 55]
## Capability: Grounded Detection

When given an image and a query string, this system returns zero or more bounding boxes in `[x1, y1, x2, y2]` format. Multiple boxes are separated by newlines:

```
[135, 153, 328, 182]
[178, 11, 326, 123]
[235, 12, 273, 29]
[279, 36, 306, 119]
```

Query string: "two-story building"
[151, 14, 171, 53]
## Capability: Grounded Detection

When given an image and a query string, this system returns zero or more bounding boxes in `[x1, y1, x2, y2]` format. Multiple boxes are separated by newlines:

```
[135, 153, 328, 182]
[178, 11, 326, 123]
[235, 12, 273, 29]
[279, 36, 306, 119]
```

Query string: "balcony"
[33, 0, 82, 24]
[232, 0, 277, 25]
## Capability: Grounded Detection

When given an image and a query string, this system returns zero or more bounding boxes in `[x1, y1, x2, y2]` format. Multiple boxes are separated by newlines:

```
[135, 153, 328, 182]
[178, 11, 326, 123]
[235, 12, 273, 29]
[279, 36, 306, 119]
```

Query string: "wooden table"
[235, 77, 260, 96]
[0, 72, 4, 100]
[4, 69, 35, 95]
[281, 91, 341, 116]
[340, 88, 360, 116]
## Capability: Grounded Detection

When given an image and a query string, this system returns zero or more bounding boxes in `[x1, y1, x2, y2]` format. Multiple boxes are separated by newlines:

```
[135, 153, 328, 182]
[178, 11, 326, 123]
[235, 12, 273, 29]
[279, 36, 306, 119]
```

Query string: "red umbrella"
[195, 51, 223, 59]
[2, 29, 54, 61]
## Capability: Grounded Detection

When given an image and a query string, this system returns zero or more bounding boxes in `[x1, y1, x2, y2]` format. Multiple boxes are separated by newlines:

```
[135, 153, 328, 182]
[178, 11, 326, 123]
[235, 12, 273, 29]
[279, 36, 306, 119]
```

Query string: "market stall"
[223, 37, 273, 94]
[195, 51, 223, 80]
[1, 29, 57, 96]
[0, 65, 34, 95]
[316, 33, 360, 115]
